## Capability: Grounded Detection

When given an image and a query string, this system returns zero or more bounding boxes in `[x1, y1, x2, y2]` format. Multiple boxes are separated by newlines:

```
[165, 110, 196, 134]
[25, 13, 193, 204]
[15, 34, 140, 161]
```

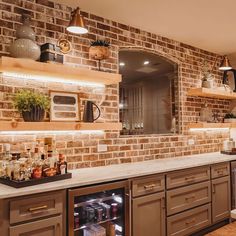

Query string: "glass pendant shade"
[219, 56, 232, 71]
[67, 7, 88, 34]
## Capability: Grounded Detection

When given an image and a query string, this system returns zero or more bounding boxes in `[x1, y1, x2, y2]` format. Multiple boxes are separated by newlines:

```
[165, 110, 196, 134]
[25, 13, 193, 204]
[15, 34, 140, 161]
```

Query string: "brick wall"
[0, 0, 230, 169]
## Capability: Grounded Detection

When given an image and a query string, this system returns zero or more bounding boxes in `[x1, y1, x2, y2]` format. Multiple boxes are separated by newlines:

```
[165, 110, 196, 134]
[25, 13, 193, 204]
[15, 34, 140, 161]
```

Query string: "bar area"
[1, 0, 236, 236]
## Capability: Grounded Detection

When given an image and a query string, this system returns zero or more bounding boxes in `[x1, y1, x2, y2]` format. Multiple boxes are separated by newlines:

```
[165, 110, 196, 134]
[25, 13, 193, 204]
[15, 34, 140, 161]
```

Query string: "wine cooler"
[68, 181, 130, 236]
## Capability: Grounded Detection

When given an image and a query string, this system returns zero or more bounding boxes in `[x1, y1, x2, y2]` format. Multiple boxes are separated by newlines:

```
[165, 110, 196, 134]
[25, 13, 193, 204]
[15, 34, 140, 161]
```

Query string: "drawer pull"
[28, 205, 48, 212]
[185, 218, 196, 225]
[217, 170, 224, 175]
[185, 195, 196, 202]
[185, 176, 195, 181]
[144, 184, 156, 190]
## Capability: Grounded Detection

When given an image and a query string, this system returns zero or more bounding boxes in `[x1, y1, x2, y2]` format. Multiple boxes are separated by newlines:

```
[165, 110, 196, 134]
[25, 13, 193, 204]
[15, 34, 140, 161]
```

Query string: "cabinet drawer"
[211, 162, 229, 179]
[167, 204, 211, 236]
[10, 190, 64, 224]
[166, 166, 210, 189]
[9, 215, 62, 236]
[132, 174, 165, 197]
[167, 181, 211, 216]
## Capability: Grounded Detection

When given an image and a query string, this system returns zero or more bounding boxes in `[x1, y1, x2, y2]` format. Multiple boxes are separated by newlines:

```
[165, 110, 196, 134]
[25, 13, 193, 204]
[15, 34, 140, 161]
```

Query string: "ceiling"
[56, 0, 236, 57]
[119, 50, 174, 84]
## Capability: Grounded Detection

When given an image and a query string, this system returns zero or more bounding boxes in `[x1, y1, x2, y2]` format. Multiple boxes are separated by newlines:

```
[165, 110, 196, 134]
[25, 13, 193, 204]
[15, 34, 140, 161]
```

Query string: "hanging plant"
[89, 40, 110, 60]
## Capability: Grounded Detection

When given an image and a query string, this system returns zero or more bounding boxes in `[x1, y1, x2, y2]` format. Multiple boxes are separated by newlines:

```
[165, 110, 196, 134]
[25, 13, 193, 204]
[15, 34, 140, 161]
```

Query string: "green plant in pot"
[13, 90, 50, 122]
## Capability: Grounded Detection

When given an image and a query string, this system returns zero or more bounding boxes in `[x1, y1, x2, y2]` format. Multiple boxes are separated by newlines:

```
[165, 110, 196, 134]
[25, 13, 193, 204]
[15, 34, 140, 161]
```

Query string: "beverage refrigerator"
[68, 180, 130, 236]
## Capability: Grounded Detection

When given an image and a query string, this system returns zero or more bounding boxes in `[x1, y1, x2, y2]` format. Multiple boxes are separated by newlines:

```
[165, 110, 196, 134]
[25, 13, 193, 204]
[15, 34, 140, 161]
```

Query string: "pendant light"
[211, 55, 233, 73]
[67, 7, 88, 34]
[219, 56, 232, 71]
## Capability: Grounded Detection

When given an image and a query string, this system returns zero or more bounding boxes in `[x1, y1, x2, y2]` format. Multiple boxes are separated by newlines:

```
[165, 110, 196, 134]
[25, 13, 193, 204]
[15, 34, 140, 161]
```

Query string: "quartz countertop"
[0, 152, 236, 199]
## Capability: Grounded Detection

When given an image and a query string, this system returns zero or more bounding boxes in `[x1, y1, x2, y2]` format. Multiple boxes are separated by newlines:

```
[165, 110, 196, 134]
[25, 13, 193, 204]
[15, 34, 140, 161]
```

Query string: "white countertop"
[0, 152, 236, 199]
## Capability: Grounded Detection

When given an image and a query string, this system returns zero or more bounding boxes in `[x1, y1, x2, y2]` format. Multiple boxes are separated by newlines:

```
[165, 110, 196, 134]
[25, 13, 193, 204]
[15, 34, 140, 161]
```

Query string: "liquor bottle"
[57, 154, 67, 175]
[3, 144, 12, 179]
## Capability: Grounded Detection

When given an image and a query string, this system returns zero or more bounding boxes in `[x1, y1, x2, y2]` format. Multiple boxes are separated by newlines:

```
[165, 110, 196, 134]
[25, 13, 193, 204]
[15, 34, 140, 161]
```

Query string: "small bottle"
[3, 144, 12, 164]
[74, 212, 80, 229]
[57, 154, 67, 175]
[0, 161, 5, 178]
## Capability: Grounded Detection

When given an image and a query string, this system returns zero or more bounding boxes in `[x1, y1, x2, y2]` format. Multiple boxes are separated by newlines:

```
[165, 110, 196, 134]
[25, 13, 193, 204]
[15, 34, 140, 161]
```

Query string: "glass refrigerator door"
[73, 187, 125, 236]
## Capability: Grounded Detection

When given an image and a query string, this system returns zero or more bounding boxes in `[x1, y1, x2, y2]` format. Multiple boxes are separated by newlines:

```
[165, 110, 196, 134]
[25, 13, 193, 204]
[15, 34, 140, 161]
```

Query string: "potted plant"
[224, 113, 236, 123]
[201, 60, 214, 88]
[89, 40, 110, 61]
[13, 89, 50, 122]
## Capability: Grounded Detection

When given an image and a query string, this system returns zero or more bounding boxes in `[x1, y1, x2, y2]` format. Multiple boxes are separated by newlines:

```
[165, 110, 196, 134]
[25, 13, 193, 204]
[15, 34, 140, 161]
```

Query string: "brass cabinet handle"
[185, 218, 196, 225]
[28, 205, 48, 212]
[185, 195, 196, 201]
[217, 169, 224, 175]
[185, 176, 195, 181]
[56, 223, 61, 236]
[212, 184, 216, 194]
[144, 184, 156, 190]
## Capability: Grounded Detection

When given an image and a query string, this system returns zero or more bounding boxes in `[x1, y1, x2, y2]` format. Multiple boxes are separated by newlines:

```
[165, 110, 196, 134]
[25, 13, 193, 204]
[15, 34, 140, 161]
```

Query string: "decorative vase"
[9, 14, 40, 61]
[89, 46, 110, 60]
[22, 106, 45, 122]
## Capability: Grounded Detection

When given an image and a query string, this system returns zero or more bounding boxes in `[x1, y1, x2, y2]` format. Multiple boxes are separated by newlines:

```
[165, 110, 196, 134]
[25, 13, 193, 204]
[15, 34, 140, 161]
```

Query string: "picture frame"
[49, 90, 81, 122]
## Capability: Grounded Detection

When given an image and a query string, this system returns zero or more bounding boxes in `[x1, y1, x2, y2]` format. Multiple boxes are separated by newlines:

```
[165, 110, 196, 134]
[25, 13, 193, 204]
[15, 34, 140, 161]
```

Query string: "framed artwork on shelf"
[49, 90, 81, 122]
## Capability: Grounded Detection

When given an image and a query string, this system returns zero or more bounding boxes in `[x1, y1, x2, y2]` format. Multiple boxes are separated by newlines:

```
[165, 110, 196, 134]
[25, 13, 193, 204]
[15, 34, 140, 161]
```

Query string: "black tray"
[221, 151, 236, 155]
[0, 172, 72, 188]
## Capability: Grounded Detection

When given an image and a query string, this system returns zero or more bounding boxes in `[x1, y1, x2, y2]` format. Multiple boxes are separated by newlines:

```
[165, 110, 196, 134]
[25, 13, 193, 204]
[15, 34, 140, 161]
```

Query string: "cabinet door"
[9, 215, 62, 236]
[132, 192, 165, 236]
[212, 176, 231, 223]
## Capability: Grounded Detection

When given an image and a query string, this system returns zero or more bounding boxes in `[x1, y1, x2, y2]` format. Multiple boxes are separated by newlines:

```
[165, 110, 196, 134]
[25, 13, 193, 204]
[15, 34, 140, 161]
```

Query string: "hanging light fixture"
[211, 55, 233, 73]
[219, 56, 232, 71]
[67, 7, 88, 34]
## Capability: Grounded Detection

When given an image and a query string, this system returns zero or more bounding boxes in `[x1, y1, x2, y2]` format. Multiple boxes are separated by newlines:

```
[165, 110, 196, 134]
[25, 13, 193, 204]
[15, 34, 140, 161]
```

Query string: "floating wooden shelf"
[188, 122, 236, 129]
[0, 121, 122, 132]
[187, 87, 236, 100]
[0, 57, 122, 85]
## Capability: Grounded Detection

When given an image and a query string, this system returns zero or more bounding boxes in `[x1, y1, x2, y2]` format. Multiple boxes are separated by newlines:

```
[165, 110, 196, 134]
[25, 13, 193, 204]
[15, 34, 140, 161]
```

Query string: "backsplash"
[0, 0, 230, 169]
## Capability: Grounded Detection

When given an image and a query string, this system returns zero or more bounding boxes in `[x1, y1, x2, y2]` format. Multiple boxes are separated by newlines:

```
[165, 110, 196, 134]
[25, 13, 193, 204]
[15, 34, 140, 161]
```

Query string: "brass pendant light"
[67, 7, 88, 34]
[219, 56, 232, 71]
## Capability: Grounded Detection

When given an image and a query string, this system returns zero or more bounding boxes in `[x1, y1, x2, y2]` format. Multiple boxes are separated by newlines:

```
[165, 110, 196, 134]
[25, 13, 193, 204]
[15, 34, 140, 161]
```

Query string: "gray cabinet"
[212, 176, 231, 223]
[132, 192, 166, 236]
[9, 215, 62, 236]
[1, 190, 66, 236]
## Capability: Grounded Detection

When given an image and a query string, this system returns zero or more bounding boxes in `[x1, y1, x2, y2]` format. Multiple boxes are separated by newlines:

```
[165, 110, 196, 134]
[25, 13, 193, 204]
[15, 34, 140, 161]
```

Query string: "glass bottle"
[57, 154, 67, 175]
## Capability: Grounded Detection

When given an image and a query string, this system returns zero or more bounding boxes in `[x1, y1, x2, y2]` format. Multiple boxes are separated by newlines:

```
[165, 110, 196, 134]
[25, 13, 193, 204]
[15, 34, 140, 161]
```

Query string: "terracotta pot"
[89, 46, 110, 60]
[22, 106, 45, 122]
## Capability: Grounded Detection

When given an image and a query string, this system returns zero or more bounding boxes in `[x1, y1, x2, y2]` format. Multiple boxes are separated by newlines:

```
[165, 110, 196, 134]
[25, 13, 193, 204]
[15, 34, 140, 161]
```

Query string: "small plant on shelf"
[90, 40, 110, 47]
[13, 89, 50, 122]
[200, 60, 214, 88]
[89, 40, 110, 71]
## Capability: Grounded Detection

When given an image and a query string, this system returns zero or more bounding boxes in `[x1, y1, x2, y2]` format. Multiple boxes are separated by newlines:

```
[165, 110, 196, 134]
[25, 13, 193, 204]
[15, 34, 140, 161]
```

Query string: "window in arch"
[119, 50, 178, 135]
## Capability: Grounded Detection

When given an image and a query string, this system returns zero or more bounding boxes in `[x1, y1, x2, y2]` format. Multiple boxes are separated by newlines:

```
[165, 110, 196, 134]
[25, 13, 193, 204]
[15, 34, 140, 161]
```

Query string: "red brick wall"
[0, 0, 230, 169]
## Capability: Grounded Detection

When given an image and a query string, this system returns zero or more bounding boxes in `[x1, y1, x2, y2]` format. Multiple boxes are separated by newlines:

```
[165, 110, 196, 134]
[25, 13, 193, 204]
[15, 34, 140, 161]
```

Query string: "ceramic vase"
[9, 14, 40, 61]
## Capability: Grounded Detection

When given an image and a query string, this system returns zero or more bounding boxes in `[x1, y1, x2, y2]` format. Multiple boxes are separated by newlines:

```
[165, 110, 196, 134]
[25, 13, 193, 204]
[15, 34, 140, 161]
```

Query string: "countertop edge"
[0, 152, 236, 199]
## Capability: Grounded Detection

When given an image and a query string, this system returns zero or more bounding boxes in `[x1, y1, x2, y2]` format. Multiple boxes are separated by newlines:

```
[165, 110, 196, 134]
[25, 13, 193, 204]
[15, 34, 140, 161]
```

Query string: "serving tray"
[221, 151, 236, 155]
[0, 172, 72, 188]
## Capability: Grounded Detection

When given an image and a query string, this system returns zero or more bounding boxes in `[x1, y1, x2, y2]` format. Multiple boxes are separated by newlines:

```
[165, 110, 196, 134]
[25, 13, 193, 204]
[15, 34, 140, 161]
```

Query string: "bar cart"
[68, 180, 130, 236]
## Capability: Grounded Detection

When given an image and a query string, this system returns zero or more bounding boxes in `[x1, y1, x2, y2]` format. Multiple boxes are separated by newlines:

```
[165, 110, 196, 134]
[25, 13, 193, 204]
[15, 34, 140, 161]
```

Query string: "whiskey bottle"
[57, 154, 67, 175]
